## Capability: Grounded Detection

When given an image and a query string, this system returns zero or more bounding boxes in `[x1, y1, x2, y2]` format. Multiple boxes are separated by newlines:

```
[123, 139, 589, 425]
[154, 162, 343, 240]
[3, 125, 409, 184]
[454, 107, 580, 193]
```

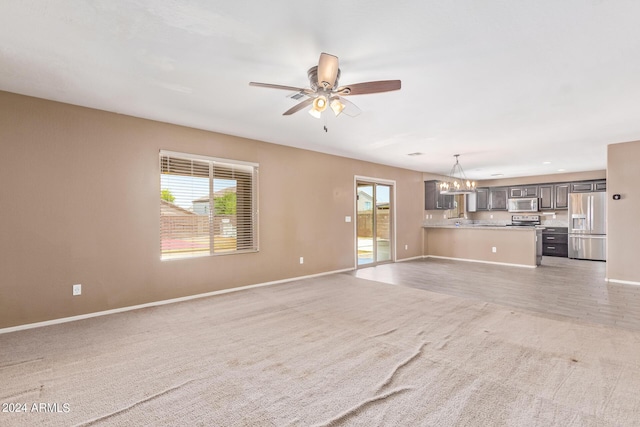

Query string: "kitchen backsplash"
[540, 218, 569, 227]
[423, 211, 568, 227]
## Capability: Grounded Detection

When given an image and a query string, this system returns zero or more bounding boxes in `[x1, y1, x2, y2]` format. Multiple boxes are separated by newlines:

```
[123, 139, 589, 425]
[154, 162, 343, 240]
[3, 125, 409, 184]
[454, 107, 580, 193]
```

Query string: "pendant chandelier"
[439, 154, 477, 194]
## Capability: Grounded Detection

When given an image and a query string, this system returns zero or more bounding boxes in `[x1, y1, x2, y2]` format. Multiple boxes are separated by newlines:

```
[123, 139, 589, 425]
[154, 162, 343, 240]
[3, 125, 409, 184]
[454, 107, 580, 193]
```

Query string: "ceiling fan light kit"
[314, 97, 327, 110]
[330, 98, 345, 116]
[308, 109, 321, 119]
[249, 52, 401, 120]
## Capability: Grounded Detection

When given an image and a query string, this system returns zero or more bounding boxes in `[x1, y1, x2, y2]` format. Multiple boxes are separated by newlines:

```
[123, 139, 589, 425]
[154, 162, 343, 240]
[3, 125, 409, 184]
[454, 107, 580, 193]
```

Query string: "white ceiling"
[2, 1, 639, 179]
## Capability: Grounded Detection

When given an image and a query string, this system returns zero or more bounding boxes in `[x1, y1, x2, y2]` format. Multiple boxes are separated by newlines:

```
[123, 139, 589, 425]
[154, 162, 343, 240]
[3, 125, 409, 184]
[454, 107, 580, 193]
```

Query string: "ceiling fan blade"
[330, 96, 361, 117]
[317, 53, 339, 89]
[337, 97, 362, 117]
[250, 82, 309, 92]
[282, 98, 314, 116]
[336, 80, 401, 96]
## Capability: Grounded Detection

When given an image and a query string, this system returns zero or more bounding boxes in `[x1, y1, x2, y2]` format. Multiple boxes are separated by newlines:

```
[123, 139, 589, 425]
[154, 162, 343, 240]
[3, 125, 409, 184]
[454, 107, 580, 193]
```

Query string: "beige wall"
[478, 170, 606, 188]
[607, 140, 640, 283]
[0, 91, 425, 328]
[423, 228, 537, 267]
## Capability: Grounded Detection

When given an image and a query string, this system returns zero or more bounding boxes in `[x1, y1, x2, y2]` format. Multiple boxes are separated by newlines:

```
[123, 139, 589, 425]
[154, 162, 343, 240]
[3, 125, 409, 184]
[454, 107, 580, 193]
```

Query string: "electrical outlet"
[73, 284, 82, 296]
[299, 257, 304, 264]
[345, 216, 351, 223]
[405, 244, 408, 250]
[492, 247, 497, 253]
[490, 214, 493, 219]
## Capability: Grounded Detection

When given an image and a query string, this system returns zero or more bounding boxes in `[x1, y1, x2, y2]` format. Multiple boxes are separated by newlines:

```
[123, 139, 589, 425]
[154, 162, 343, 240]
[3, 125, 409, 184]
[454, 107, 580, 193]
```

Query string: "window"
[159, 150, 258, 260]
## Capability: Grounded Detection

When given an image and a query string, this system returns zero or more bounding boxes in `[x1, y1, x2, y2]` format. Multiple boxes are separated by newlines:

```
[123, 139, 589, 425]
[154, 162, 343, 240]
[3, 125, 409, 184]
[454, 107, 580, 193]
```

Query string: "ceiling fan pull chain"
[323, 110, 329, 132]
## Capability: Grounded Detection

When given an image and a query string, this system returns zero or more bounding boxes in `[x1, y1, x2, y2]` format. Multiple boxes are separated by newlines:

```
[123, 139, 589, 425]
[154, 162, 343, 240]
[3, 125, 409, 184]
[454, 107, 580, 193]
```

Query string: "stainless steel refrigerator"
[568, 192, 606, 261]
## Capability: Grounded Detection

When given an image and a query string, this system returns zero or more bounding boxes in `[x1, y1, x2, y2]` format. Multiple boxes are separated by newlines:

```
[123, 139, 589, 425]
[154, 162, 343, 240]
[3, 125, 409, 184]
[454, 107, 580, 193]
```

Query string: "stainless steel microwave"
[508, 198, 539, 212]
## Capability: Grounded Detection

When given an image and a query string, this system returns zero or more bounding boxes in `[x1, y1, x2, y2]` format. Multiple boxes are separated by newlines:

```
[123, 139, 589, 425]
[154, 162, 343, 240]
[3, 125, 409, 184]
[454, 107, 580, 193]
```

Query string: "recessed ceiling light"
[543, 161, 551, 165]
[557, 169, 566, 172]
[407, 152, 424, 156]
[490, 173, 504, 177]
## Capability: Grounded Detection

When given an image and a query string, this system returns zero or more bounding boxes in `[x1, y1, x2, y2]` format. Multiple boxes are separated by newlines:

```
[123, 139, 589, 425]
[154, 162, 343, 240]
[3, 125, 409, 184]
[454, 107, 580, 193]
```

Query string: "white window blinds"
[159, 150, 258, 260]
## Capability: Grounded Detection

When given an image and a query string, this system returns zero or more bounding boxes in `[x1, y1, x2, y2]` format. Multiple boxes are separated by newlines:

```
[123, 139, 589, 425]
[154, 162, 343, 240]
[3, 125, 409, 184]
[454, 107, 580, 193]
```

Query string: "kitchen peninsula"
[423, 224, 542, 268]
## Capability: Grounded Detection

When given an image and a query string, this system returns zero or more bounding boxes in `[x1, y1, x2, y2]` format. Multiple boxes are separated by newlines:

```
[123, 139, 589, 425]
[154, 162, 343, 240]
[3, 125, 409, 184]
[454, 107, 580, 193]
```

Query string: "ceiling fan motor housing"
[307, 66, 341, 92]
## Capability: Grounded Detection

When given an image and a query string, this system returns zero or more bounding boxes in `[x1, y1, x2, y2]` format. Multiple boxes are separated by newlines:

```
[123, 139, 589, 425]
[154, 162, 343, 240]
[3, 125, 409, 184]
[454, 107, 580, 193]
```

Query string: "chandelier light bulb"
[440, 154, 476, 195]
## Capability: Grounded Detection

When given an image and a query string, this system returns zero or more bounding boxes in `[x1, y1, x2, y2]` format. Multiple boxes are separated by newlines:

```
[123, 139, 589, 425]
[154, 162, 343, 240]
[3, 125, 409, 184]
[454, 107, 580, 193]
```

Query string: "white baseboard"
[0, 267, 355, 335]
[425, 255, 537, 269]
[606, 278, 640, 286]
[395, 255, 424, 263]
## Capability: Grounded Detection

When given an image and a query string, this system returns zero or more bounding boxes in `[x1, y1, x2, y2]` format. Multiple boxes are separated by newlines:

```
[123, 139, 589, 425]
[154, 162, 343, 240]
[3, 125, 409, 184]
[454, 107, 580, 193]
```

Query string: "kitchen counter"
[424, 224, 543, 231]
[423, 225, 542, 267]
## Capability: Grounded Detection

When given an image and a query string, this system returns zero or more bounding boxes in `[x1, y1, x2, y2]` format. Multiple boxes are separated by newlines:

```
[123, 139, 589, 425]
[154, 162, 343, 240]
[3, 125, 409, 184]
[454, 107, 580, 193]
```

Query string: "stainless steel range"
[507, 215, 543, 265]
[507, 215, 541, 227]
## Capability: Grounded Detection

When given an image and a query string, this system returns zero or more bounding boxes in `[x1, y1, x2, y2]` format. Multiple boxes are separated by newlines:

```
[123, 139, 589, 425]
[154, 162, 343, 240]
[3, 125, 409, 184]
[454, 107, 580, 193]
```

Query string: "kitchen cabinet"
[458, 179, 599, 212]
[509, 186, 538, 198]
[570, 180, 607, 193]
[468, 187, 505, 211]
[542, 227, 568, 257]
[594, 181, 607, 191]
[438, 192, 454, 210]
[476, 188, 489, 211]
[554, 183, 569, 209]
[539, 183, 569, 210]
[489, 187, 508, 210]
[539, 185, 553, 210]
[466, 193, 476, 212]
[424, 180, 454, 210]
[571, 182, 594, 193]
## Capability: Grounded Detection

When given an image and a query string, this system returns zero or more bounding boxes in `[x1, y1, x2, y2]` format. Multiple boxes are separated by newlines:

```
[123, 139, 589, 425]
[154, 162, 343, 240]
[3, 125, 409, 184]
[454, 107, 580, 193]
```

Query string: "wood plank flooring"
[352, 256, 640, 331]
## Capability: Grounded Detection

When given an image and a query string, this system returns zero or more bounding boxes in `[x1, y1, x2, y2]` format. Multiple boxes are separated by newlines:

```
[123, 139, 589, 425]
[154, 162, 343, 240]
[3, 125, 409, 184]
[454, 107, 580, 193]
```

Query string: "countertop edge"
[423, 225, 544, 231]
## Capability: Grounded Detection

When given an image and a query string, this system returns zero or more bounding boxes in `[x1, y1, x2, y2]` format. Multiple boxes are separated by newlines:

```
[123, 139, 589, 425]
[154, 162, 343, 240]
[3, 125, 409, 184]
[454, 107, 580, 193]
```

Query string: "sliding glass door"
[356, 181, 393, 267]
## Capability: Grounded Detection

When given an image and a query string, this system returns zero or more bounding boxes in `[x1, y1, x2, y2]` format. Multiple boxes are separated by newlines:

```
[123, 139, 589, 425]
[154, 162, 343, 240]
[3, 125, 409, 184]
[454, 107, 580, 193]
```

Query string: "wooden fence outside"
[357, 211, 390, 239]
[161, 215, 236, 239]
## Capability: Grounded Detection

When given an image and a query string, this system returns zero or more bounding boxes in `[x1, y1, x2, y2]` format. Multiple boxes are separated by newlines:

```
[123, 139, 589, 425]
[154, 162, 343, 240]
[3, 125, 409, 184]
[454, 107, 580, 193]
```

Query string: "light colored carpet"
[1, 274, 640, 426]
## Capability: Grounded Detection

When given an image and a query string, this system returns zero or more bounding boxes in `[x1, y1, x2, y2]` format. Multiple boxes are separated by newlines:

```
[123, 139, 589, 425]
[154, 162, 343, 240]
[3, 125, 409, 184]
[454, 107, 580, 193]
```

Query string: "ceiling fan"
[249, 53, 401, 119]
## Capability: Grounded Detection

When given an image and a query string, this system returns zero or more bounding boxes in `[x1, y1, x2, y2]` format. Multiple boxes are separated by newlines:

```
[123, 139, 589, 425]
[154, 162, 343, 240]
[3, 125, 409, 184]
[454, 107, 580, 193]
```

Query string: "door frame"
[354, 175, 396, 269]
